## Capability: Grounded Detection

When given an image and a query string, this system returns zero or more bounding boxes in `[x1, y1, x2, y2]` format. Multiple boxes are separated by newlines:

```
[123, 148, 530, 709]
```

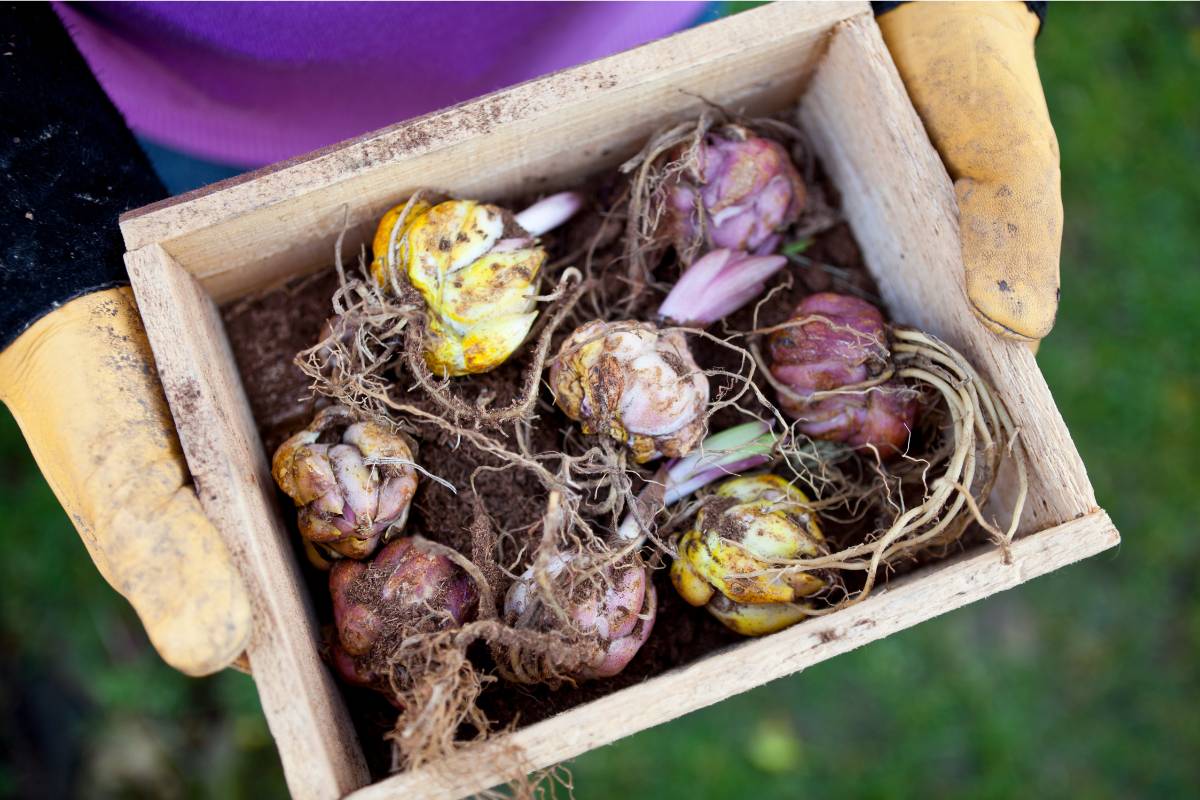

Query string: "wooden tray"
[120, 3, 1119, 798]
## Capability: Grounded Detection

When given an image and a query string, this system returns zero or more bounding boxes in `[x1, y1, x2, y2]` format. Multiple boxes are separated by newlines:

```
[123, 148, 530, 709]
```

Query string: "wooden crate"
[120, 3, 1119, 798]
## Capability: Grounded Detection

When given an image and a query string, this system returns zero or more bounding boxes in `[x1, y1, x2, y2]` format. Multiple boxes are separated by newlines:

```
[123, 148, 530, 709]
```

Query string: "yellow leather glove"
[0, 288, 252, 676]
[879, 1, 1062, 342]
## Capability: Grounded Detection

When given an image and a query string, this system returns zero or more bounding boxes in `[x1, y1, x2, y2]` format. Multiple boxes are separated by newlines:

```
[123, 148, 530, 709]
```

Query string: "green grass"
[1, 4, 1197, 797]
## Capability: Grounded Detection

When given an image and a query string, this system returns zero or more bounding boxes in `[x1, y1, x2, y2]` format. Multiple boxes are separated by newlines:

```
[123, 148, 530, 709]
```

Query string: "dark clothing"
[0, 4, 163, 350]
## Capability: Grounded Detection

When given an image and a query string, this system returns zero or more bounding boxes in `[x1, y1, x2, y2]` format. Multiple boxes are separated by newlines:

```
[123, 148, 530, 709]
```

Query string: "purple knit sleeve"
[55, 1, 705, 167]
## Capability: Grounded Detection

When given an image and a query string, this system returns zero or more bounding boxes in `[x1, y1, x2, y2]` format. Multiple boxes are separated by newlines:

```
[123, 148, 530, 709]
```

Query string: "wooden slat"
[349, 510, 1119, 800]
[798, 16, 1098, 533]
[118, 1, 867, 304]
[125, 244, 370, 800]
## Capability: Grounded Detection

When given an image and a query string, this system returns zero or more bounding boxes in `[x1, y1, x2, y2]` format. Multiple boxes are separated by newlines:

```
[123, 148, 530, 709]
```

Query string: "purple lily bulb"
[768, 293, 917, 458]
[658, 248, 788, 326]
[667, 126, 807, 257]
[329, 536, 478, 696]
[504, 552, 656, 680]
[272, 406, 419, 568]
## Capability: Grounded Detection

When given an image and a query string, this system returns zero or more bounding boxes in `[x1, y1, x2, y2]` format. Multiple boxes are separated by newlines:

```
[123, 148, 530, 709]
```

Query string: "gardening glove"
[0, 290, 253, 677]
[878, 1, 1062, 342]
[0, 5, 251, 677]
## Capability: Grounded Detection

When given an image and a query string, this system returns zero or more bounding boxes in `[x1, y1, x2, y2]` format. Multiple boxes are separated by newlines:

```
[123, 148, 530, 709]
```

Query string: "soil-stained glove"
[878, 2, 1062, 341]
[0, 290, 252, 676]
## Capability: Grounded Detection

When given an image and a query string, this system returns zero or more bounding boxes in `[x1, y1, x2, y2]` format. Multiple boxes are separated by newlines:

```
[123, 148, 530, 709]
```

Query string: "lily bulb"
[330, 537, 477, 694]
[370, 192, 582, 376]
[768, 293, 917, 458]
[272, 406, 418, 568]
[550, 320, 709, 463]
[668, 126, 807, 256]
[504, 552, 656, 679]
[671, 474, 827, 636]
[658, 248, 788, 326]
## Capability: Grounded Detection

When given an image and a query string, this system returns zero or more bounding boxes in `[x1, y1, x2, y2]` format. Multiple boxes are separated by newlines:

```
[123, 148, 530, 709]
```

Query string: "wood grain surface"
[349, 511, 1119, 800]
[126, 244, 370, 800]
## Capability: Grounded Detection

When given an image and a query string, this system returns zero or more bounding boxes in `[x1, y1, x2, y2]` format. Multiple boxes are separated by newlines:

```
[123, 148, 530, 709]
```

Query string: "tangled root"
[297, 203, 588, 432]
[747, 327, 1027, 612]
[381, 497, 628, 776]
[295, 209, 421, 421]
[383, 625, 493, 773]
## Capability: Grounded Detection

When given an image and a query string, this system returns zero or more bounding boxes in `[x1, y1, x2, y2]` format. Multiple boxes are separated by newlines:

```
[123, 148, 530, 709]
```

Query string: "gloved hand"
[0, 288, 252, 676]
[878, 1, 1062, 342]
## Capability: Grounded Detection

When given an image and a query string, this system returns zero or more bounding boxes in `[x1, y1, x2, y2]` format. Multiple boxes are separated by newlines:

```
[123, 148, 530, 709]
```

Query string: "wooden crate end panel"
[124, 245, 370, 799]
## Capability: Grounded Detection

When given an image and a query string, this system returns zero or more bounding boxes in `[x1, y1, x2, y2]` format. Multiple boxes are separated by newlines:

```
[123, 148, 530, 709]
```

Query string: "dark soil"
[223, 270, 340, 455]
[219, 155, 942, 780]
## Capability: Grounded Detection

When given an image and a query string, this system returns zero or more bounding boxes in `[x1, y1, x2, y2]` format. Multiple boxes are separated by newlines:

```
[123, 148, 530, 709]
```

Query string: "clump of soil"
[224, 270, 340, 454]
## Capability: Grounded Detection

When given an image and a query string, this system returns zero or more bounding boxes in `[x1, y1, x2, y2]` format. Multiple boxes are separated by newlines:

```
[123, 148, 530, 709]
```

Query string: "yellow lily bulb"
[671, 473, 826, 635]
[370, 199, 432, 289]
[370, 193, 582, 376]
[704, 594, 811, 637]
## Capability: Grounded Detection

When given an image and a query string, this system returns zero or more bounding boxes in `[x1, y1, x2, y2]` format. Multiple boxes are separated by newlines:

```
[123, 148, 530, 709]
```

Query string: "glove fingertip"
[148, 579, 254, 677]
[965, 273, 1058, 342]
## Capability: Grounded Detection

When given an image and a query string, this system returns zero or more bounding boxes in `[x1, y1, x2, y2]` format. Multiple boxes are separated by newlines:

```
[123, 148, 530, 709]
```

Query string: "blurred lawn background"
[2, 3, 1198, 798]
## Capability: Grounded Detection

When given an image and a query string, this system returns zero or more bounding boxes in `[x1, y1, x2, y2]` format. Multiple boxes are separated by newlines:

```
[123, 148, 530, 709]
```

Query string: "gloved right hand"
[0, 287, 251, 676]
[879, 1, 1063, 342]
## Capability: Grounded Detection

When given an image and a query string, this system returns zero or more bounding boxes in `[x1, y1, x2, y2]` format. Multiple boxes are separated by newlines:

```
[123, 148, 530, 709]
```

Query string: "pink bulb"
[329, 537, 478, 698]
[667, 128, 807, 255]
[768, 293, 917, 458]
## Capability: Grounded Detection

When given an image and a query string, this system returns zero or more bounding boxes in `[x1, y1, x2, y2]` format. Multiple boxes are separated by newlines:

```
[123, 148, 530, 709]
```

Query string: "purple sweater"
[55, 1, 705, 167]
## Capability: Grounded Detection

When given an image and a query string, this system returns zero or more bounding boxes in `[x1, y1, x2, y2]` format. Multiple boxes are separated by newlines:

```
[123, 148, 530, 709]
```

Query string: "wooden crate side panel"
[125, 245, 369, 800]
[797, 17, 1098, 533]
[118, 2, 867, 304]
[349, 511, 1118, 800]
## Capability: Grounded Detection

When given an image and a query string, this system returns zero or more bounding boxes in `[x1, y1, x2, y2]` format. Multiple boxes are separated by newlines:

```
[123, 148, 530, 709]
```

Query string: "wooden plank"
[798, 16, 1098, 533]
[349, 510, 1119, 800]
[118, 1, 867, 303]
[125, 244, 370, 800]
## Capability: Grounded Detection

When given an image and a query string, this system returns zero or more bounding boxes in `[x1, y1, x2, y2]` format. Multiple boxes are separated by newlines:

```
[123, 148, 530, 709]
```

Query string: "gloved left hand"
[0, 287, 252, 676]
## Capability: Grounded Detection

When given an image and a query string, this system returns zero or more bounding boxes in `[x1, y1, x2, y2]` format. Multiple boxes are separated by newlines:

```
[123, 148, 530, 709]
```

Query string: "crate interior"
[216, 93, 1009, 788]
[217, 165, 928, 778]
